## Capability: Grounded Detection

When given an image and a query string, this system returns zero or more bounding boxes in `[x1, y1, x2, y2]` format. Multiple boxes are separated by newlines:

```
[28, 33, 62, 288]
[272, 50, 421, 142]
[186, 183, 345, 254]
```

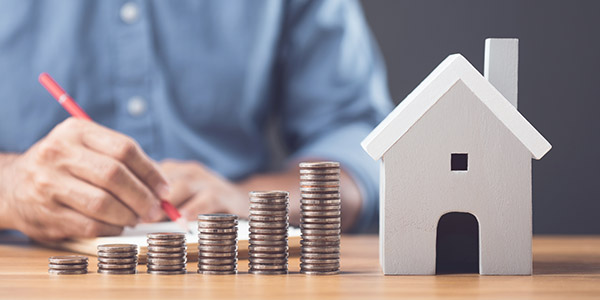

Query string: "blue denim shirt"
[0, 0, 392, 232]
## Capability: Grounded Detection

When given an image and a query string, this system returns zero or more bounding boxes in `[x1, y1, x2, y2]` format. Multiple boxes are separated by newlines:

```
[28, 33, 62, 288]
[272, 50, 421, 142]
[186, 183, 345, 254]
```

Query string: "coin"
[147, 245, 187, 253]
[249, 203, 288, 210]
[300, 229, 341, 235]
[300, 223, 340, 230]
[249, 215, 288, 222]
[197, 264, 236, 271]
[147, 239, 186, 246]
[197, 245, 237, 252]
[299, 161, 340, 169]
[248, 234, 288, 240]
[147, 264, 187, 271]
[197, 239, 237, 246]
[301, 246, 340, 253]
[97, 263, 138, 270]
[197, 214, 238, 222]
[249, 197, 288, 204]
[147, 252, 186, 259]
[249, 269, 288, 275]
[97, 244, 138, 252]
[301, 210, 341, 217]
[147, 257, 187, 265]
[248, 191, 289, 198]
[300, 204, 341, 211]
[249, 264, 288, 270]
[300, 240, 340, 247]
[97, 269, 136, 275]
[300, 180, 340, 187]
[248, 245, 288, 253]
[197, 233, 237, 240]
[97, 251, 138, 258]
[48, 263, 87, 270]
[301, 217, 341, 224]
[197, 227, 237, 234]
[248, 221, 288, 228]
[198, 251, 237, 258]
[249, 239, 288, 246]
[48, 269, 87, 275]
[249, 227, 288, 235]
[148, 269, 186, 275]
[98, 257, 137, 264]
[147, 232, 186, 240]
[197, 270, 236, 275]
[198, 258, 237, 265]
[301, 252, 340, 259]
[301, 235, 340, 242]
[300, 258, 340, 264]
[197, 221, 238, 229]
[249, 210, 287, 216]
[300, 263, 340, 270]
[248, 252, 288, 259]
[248, 257, 288, 265]
[300, 270, 340, 275]
[300, 199, 341, 205]
[48, 255, 88, 265]
[300, 193, 341, 199]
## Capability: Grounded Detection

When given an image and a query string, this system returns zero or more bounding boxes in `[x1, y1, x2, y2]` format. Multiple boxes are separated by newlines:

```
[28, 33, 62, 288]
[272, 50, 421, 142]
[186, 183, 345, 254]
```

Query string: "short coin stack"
[248, 191, 289, 275]
[48, 255, 88, 275]
[197, 214, 238, 275]
[97, 244, 138, 274]
[299, 161, 342, 275]
[146, 232, 187, 275]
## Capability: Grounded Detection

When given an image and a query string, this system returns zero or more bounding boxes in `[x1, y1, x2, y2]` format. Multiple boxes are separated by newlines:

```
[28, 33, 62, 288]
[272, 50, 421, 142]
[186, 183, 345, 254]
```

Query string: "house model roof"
[361, 54, 552, 160]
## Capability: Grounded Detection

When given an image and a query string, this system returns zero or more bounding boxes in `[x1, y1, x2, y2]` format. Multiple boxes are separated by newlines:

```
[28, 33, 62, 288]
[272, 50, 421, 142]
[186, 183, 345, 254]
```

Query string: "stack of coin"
[48, 255, 88, 275]
[197, 214, 238, 275]
[248, 191, 289, 275]
[146, 232, 187, 275]
[299, 161, 342, 275]
[97, 244, 138, 274]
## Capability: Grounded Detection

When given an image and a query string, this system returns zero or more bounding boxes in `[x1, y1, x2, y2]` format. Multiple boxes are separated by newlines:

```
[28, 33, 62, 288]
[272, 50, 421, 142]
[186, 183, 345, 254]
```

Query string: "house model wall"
[361, 39, 551, 275]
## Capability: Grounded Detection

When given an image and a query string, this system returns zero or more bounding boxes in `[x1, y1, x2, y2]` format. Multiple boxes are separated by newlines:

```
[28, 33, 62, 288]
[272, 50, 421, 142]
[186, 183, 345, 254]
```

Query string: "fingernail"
[155, 183, 170, 199]
[147, 203, 163, 222]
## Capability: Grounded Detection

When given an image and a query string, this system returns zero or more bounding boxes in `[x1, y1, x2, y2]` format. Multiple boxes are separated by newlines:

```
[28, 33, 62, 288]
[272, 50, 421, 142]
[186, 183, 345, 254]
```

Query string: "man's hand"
[0, 118, 169, 242]
[159, 160, 248, 221]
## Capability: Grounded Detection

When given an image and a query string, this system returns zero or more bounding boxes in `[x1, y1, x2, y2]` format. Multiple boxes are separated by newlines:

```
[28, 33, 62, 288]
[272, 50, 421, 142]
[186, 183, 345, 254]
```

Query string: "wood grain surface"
[0, 234, 599, 300]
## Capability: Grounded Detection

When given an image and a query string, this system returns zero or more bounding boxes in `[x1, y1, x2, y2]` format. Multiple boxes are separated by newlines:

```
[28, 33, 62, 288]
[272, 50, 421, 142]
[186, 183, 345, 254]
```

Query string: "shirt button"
[127, 96, 147, 117]
[120, 2, 139, 24]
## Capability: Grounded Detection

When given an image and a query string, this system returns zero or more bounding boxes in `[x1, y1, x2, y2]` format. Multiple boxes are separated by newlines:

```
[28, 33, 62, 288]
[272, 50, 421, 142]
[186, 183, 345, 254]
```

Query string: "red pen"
[38, 72, 191, 234]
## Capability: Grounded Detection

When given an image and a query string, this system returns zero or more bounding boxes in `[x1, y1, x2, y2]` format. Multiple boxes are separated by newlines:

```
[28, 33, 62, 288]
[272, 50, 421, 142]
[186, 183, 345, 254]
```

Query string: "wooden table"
[1, 234, 599, 299]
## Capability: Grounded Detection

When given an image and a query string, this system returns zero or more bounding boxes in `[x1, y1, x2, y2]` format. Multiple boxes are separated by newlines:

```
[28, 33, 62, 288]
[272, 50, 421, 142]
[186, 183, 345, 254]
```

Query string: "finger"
[55, 206, 124, 239]
[166, 179, 197, 208]
[66, 147, 163, 222]
[78, 122, 170, 199]
[52, 175, 138, 227]
[179, 192, 219, 221]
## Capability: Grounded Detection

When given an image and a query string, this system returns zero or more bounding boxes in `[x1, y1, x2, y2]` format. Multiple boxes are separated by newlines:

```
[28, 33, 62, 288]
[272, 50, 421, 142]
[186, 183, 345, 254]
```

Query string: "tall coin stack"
[97, 244, 138, 274]
[299, 161, 342, 275]
[48, 255, 88, 275]
[146, 232, 187, 275]
[248, 191, 289, 275]
[197, 214, 238, 275]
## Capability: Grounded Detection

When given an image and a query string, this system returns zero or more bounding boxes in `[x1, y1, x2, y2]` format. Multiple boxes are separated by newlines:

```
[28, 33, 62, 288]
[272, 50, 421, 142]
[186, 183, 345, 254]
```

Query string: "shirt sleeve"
[278, 0, 393, 232]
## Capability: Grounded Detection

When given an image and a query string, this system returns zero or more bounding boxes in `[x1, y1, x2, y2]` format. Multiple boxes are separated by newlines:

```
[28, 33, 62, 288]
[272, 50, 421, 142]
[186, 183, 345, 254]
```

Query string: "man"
[0, 0, 392, 241]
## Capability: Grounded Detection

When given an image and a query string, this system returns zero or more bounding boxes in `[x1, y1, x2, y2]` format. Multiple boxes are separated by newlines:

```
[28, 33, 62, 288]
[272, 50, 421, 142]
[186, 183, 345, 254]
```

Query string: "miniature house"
[361, 39, 551, 275]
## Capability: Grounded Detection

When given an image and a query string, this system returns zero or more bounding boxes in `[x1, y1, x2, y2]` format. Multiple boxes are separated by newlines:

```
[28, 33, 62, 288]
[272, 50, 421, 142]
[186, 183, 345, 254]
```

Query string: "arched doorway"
[436, 212, 479, 274]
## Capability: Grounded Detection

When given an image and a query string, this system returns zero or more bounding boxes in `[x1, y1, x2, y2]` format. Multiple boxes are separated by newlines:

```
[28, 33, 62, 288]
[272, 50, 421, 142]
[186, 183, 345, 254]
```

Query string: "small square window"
[451, 153, 468, 171]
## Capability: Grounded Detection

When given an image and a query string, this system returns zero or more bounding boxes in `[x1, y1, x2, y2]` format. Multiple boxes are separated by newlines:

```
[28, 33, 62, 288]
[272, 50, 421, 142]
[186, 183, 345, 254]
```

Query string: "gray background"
[360, 0, 599, 234]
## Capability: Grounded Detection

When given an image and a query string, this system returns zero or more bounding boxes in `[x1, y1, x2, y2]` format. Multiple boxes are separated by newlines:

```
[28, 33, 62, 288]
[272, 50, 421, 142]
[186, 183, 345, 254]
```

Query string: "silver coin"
[97, 244, 138, 252]
[198, 233, 237, 240]
[301, 217, 341, 224]
[249, 215, 288, 222]
[198, 252, 237, 258]
[249, 233, 287, 240]
[300, 174, 340, 180]
[147, 232, 186, 240]
[248, 252, 288, 259]
[301, 193, 341, 199]
[248, 245, 288, 253]
[147, 257, 187, 265]
[299, 169, 340, 176]
[198, 264, 236, 271]
[249, 203, 288, 210]
[147, 252, 186, 259]
[197, 214, 238, 221]
[198, 239, 237, 246]
[300, 198, 341, 205]
[301, 252, 340, 259]
[197, 270, 236, 275]
[98, 257, 137, 264]
[48, 269, 87, 275]
[300, 270, 340, 275]
[147, 245, 186, 253]
[98, 269, 136, 275]
[97, 251, 138, 258]
[299, 161, 340, 169]
[249, 264, 288, 270]
[248, 191, 289, 198]
[300, 258, 339, 264]
[147, 264, 187, 271]
[300, 229, 341, 235]
[197, 221, 238, 229]
[48, 255, 88, 264]
[198, 245, 237, 252]
[300, 205, 341, 211]
[300, 187, 339, 193]
[299, 180, 340, 187]
[97, 263, 137, 270]
[249, 239, 288, 246]
[197, 227, 237, 234]
[300, 263, 340, 270]
[250, 200, 288, 207]
[147, 239, 186, 246]
[301, 210, 341, 217]
[300, 240, 340, 247]
[48, 263, 87, 270]
[248, 257, 288, 265]
[147, 269, 186, 275]
[249, 227, 288, 235]
[301, 235, 340, 242]
[249, 221, 288, 228]
[301, 246, 340, 253]
[249, 269, 288, 275]
[198, 258, 237, 265]
[300, 223, 340, 230]
[249, 209, 287, 216]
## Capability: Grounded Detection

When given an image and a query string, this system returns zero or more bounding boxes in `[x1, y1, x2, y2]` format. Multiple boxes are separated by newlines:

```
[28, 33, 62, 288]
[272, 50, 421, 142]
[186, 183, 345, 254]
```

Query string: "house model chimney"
[484, 38, 519, 108]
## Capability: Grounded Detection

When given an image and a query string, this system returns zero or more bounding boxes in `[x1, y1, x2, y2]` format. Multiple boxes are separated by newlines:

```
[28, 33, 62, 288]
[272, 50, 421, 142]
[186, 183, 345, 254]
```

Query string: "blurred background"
[360, 0, 599, 234]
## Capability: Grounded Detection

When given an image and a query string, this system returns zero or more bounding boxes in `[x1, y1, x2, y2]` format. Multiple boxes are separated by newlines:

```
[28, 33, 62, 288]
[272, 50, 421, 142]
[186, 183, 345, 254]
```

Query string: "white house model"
[361, 39, 551, 275]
